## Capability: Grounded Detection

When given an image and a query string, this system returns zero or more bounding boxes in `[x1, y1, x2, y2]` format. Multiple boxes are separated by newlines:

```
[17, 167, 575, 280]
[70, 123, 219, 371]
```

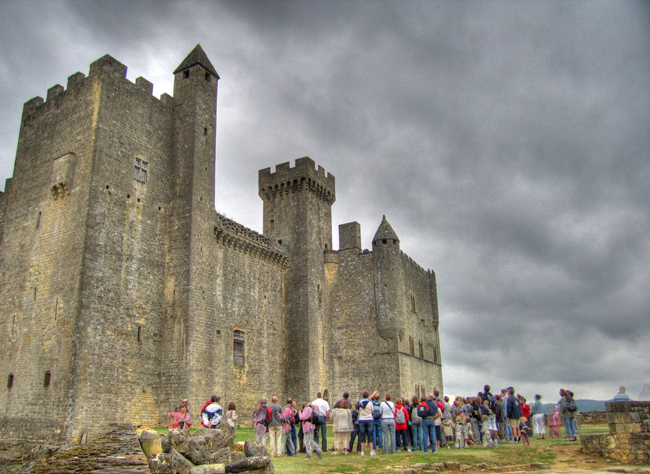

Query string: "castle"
[0, 45, 442, 442]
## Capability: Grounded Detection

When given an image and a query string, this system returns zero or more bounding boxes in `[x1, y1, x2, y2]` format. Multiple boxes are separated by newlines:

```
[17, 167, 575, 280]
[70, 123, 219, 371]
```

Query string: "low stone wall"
[581, 401, 650, 464]
[579, 411, 607, 424]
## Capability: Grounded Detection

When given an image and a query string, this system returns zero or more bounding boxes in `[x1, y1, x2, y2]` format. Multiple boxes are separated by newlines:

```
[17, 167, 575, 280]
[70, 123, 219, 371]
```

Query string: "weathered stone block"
[189, 464, 226, 474]
[138, 430, 162, 459]
[607, 411, 640, 424]
[148, 448, 195, 474]
[244, 440, 268, 457]
[225, 455, 272, 472]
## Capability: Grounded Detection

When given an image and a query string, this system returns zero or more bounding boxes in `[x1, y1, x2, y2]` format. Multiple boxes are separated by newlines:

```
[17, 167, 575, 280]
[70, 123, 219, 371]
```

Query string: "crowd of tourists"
[166, 385, 580, 459]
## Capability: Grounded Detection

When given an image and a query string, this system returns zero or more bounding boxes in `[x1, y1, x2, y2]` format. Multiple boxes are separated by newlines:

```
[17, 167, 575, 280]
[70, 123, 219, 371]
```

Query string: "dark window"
[137, 326, 141, 343]
[184, 70, 190, 79]
[409, 336, 415, 356]
[205, 72, 211, 82]
[44, 371, 51, 388]
[36, 211, 42, 230]
[418, 341, 424, 359]
[7, 373, 14, 389]
[134, 158, 148, 183]
[410, 293, 416, 313]
[382, 239, 387, 244]
[234, 330, 245, 367]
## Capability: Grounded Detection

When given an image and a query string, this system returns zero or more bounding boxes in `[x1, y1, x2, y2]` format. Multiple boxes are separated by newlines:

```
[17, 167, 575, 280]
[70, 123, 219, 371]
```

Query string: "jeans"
[421, 418, 437, 453]
[396, 429, 409, 450]
[373, 419, 383, 449]
[359, 420, 373, 444]
[314, 416, 328, 451]
[285, 424, 297, 455]
[349, 426, 362, 452]
[381, 419, 396, 454]
[563, 417, 577, 438]
[410, 423, 422, 450]
[304, 430, 321, 458]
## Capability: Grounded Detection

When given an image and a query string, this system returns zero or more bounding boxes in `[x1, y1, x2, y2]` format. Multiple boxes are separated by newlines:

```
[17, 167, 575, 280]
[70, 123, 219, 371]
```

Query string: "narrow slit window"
[36, 211, 42, 230]
[234, 330, 245, 367]
[7, 373, 14, 390]
[43, 371, 51, 388]
[184, 70, 190, 79]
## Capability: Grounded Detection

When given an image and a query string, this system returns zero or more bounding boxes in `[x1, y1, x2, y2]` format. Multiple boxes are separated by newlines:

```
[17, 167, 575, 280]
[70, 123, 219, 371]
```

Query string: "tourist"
[548, 406, 561, 438]
[409, 395, 422, 451]
[469, 397, 482, 443]
[357, 391, 376, 456]
[283, 399, 297, 456]
[506, 388, 522, 442]
[299, 403, 322, 459]
[371, 391, 383, 451]
[167, 406, 182, 430]
[268, 396, 284, 457]
[560, 390, 578, 441]
[348, 401, 362, 453]
[394, 398, 410, 452]
[494, 395, 505, 442]
[481, 414, 494, 447]
[434, 391, 445, 448]
[311, 392, 330, 452]
[334, 391, 350, 409]
[380, 394, 396, 454]
[420, 394, 439, 453]
[331, 400, 354, 455]
[253, 398, 270, 446]
[519, 417, 532, 446]
[531, 394, 546, 439]
[225, 402, 238, 434]
[200, 395, 223, 428]
[501, 389, 513, 441]
[612, 386, 632, 401]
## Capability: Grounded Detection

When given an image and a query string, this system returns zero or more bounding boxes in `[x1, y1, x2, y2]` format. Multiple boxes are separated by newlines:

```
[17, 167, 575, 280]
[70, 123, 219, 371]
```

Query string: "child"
[481, 415, 494, 448]
[442, 417, 454, 449]
[520, 417, 531, 446]
[548, 406, 561, 438]
[454, 414, 466, 449]
[225, 402, 238, 434]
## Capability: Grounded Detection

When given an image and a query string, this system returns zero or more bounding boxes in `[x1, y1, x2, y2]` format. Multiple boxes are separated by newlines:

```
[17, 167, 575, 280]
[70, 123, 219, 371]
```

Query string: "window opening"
[184, 70, 190, 79]
[137, 326, 141, 343]
[36, 211, 42, 230]
[33, 287, 37, 300]
[54, 298, 58, 321]
[205, 72, 211, 82]
[234, 330, 245, 367]
[418, 341, 424, 359]
[7, 373, 14, 390]
[43, 371, 51, 388]
[134, 158, 148, 183]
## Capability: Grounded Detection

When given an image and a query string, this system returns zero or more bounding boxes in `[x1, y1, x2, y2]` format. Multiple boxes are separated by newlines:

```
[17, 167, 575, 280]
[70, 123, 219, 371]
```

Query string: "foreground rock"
[142, 427, 273, 474]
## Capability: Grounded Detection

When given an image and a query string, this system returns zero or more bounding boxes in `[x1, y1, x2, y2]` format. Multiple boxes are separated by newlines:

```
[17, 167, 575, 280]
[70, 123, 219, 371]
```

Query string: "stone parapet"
[581, 401, 650, 464]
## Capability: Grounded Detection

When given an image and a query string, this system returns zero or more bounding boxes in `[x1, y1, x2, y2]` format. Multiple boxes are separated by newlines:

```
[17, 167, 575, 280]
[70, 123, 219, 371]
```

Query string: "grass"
[153, 424, 610, 473]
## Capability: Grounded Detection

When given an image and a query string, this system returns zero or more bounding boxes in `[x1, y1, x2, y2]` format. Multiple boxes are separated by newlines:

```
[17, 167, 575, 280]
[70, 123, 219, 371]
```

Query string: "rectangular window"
[234, 330, 245, 367]
[134, 158, 148, 183]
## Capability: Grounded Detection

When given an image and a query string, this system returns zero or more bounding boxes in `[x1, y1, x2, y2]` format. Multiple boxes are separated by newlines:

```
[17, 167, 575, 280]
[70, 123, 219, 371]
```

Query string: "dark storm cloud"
[0, 0, 648, 400]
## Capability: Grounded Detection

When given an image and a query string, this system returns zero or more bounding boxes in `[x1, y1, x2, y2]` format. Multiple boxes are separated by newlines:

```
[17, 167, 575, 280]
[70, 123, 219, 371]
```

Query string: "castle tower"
[259, 157, 335, 402]
[372, 216, 406, 342]
[162, 44, 220, 409]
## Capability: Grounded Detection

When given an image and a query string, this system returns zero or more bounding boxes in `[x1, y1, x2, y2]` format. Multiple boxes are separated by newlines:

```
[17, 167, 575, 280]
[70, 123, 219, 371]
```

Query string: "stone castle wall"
[0, 48, 443, 441]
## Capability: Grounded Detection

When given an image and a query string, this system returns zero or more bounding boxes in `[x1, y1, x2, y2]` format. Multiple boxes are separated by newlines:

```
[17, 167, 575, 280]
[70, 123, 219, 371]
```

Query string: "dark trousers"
[373, 420, 383, 449]
[313, 417, 328, 451]
[285, 424, 297, 455]
[396, 429, 409, 450]
[298, 424, 305, 453]
[349, 426, 362, 452]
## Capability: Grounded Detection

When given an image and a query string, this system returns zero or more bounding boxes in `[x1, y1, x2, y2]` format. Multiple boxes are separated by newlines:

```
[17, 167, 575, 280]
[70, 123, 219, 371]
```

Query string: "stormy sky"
[1, 0, 648, 403]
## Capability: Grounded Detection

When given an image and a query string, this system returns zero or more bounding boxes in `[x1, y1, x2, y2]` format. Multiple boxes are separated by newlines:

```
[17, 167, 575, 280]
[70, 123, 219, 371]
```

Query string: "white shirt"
[380, 401, 395, 419]
[311, 397, 330, 417]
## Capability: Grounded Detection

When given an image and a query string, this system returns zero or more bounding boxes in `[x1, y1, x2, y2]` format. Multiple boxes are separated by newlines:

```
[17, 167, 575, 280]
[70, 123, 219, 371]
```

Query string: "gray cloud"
[1, 0, 648, 401]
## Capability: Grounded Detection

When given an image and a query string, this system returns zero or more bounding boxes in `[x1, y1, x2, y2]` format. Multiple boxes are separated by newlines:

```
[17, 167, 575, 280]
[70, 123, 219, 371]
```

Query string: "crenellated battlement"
[399, 250, 431, 275]
[21, 54, 173, 122]
[259, 156, 336, 204]
[214, 213, 287, 265]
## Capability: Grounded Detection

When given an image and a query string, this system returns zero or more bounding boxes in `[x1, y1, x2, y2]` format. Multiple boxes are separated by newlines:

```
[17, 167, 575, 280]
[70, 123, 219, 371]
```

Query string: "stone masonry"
[0, 45, 443, 442]
[581, 401, 650, 464]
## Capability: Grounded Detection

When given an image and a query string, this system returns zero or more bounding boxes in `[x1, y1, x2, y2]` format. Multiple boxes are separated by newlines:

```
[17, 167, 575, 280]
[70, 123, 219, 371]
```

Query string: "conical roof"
[174, 44, 220, 78]
[372, 215, 399, 243]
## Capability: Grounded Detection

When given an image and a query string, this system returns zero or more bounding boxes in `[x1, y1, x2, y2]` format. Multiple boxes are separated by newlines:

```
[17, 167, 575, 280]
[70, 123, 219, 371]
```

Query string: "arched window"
[234, 330, 245, 367]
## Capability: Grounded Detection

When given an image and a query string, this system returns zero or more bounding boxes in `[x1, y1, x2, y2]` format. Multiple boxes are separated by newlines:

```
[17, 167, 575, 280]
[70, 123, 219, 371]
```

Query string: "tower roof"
[372, 215, 399, 243]
[174, 44, 220, 79]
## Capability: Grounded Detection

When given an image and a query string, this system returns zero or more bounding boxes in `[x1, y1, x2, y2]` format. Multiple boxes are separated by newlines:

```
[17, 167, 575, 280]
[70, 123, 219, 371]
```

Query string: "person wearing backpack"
[410, 396, 423, 451]
[299, 403, 322, 459]
[560, 390, 578, 441]
[380, 394, 397, 454]
[394, 398, 411, 452]
[420, 394, 440, 454]
[357, 392, 377, 456]
[252, 398, 270, 446]
[370, 391, 383, 451]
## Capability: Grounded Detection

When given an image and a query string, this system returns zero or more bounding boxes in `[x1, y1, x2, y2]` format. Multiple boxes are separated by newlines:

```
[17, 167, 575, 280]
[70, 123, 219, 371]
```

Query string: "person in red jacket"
[394, 398, 411, 452]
